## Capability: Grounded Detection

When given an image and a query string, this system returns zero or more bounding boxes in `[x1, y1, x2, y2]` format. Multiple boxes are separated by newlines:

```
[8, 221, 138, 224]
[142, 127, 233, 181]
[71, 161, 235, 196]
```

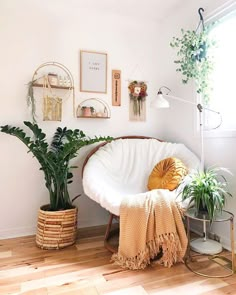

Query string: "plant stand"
[185, 208, 235, 277]
[36, 205, 78, 250]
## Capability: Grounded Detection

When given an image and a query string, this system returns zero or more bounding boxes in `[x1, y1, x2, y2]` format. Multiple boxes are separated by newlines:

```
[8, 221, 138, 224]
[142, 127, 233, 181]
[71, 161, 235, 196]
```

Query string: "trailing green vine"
[26, 80, 37, 123]
[170, 25, 217, 104]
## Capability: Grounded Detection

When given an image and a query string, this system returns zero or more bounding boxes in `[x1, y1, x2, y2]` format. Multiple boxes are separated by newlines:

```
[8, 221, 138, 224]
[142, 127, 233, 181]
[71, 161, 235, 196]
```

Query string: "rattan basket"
[36, 205, 78, 250]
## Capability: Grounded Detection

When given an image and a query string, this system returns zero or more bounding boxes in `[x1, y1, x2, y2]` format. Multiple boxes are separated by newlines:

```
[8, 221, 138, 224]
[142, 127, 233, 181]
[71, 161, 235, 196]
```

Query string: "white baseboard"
[0, 219, 107, 240]
[0, 223, 105, 240]
[0, 226, 37, 239]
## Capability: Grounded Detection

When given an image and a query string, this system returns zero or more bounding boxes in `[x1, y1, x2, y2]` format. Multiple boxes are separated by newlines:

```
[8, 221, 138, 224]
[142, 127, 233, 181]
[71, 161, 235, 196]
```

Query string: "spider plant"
[181, 167, 232, 220]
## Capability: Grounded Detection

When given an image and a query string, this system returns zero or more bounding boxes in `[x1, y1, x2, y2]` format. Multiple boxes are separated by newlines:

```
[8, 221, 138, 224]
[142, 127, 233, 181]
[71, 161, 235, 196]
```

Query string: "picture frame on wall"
[80, 50, 107, 93]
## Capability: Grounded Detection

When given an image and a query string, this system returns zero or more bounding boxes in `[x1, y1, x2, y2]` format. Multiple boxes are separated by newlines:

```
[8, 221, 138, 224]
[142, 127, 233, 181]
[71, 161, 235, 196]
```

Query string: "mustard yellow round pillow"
[147, 157, 188, 191]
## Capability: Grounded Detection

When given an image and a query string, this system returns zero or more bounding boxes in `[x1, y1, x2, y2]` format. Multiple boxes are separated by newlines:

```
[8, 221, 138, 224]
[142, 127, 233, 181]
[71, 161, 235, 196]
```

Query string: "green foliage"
[181, 167, 232, 220]
[1, 122, 113, 211]
[170, 26, 217, 104]
[26, 80, 37, 123]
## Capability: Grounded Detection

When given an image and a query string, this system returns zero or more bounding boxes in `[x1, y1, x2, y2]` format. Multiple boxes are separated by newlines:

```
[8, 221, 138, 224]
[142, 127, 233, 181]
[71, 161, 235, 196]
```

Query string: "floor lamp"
[151, 86, 223, 255]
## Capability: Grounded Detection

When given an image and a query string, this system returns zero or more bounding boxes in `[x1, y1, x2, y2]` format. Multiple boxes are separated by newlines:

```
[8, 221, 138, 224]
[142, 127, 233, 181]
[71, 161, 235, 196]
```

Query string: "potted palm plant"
[0, 121, 112, 249]
[181, 167, 232, 221]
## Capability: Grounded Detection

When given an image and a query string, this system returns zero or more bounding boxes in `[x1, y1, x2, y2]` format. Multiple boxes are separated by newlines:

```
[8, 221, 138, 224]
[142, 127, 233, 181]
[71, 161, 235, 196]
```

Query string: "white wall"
[157, 0, 236, 250]
[1, 0, 235, 251]
[0, 0, 166, 238]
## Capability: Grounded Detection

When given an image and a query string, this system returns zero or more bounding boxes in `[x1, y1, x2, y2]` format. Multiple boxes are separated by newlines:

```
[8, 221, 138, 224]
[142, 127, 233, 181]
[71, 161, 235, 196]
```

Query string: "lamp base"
[190, 238, 223, 255]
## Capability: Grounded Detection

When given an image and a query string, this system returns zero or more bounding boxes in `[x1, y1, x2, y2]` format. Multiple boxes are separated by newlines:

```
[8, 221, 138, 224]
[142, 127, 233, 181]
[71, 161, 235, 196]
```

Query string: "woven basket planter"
[36, 205, 78, 250]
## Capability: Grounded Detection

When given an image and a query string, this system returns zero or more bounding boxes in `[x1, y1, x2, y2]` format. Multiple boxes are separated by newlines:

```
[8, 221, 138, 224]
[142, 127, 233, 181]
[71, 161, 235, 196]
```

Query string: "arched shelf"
[28, 61, 75, 122]
[76, 98, 111, 119]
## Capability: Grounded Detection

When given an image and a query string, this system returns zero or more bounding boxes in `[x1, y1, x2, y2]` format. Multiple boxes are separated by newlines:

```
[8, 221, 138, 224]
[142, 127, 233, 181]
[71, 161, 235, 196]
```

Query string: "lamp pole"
[157, 92, 220, 171]
[152, 88, 223, 255]
[197, 103, 204, 172]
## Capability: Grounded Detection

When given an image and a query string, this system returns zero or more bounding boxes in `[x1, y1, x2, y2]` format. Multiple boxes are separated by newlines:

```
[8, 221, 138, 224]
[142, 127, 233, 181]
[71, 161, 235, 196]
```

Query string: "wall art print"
[128, 80, 147, 121]
[80, 50, 107, 93]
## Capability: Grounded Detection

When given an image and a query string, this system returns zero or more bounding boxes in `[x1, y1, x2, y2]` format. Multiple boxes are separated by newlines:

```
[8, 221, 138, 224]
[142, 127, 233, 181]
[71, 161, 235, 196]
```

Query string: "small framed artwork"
[80, 50, 107, 93]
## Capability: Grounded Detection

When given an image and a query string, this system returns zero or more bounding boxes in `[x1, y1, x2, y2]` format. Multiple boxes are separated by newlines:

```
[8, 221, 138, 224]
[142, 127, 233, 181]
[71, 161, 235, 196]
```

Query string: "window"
[205, 9, 236, 134]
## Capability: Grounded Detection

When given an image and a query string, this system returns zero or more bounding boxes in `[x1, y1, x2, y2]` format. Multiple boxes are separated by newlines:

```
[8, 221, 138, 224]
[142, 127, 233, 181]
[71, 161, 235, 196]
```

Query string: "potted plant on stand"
[181, 167, 232, 221]
[0, 121, 112, 249]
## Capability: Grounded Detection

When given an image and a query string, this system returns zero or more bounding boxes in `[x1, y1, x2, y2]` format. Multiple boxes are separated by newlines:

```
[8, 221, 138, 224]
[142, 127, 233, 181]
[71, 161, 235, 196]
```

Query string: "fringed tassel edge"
[111, 232, 184, 270]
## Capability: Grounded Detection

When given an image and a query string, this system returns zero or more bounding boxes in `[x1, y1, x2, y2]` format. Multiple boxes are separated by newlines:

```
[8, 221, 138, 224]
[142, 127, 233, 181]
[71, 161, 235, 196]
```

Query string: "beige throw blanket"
[111, 190, 188, 270]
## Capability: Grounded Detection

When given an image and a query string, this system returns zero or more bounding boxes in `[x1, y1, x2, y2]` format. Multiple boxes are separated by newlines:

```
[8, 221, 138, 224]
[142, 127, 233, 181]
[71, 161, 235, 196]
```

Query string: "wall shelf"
[32, 83, 73, 90]
[77, 116, 110, 119]
[28, 62, 75, 122]
[77, 98, 111, 119]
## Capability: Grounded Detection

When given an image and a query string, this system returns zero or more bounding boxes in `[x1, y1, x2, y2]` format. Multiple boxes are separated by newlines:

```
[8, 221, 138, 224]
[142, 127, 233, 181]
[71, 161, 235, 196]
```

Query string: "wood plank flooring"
[0, 230, 235, 295]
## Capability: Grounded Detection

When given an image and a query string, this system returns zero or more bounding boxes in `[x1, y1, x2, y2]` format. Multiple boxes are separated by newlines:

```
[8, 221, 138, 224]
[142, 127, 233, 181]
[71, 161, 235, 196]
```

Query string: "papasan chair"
[82, 136, 200, 253]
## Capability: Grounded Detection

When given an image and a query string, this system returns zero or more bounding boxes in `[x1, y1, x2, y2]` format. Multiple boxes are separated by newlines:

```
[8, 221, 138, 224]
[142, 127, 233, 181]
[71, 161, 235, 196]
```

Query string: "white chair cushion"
[82, 138, 200, 216]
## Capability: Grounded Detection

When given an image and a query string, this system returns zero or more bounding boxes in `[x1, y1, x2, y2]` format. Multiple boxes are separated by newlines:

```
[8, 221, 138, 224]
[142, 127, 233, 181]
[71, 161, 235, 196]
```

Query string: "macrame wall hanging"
[27, 62, 75, 122]
[42, 75, 62, 121]
[128, 80, 147, 121]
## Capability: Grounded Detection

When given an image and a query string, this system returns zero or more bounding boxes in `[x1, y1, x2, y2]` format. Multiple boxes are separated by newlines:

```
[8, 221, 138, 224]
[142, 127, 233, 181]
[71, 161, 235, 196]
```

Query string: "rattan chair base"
[104, 213, 119, 253]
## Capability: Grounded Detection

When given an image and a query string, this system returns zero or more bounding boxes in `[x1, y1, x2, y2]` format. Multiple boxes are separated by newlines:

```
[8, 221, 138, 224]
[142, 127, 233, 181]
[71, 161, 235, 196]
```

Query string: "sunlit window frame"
[203, 1, 236, 138]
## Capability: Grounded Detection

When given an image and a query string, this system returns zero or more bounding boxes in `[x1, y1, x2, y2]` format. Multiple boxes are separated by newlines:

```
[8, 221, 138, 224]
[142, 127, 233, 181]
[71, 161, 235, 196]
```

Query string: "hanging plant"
[26, 79, 37, 123]
[128, 81, 147, 116]
[170, 17, 217, 104]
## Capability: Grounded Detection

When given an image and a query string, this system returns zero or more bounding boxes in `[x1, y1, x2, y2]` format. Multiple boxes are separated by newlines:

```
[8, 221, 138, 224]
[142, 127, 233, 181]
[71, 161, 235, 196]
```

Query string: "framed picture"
[80, 50, 107, 93]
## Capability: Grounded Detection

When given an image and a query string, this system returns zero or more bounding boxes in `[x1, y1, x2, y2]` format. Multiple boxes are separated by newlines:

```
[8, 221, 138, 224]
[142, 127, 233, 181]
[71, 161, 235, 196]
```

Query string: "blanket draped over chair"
[111, 190, 188, 270]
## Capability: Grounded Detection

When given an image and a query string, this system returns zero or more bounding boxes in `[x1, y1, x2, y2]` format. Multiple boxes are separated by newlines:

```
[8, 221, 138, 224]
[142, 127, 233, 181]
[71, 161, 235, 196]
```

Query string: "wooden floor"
[0, 230, 235, 295]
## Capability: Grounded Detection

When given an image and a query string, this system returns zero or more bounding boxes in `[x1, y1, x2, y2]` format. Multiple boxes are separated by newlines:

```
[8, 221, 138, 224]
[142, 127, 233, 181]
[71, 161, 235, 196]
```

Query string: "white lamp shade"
[151, 93, 170, 108]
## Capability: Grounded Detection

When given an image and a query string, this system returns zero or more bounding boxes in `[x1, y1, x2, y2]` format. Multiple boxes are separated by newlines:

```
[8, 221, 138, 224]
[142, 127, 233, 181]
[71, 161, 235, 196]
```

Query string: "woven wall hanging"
[128, 80, 147, 121]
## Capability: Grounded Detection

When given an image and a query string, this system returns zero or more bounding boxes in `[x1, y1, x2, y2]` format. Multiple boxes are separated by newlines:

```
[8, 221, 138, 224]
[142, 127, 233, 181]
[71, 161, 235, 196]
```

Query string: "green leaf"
[180, 167, 232, 220]
[170, 26, 216, 104]
[1, 121, 113, 211]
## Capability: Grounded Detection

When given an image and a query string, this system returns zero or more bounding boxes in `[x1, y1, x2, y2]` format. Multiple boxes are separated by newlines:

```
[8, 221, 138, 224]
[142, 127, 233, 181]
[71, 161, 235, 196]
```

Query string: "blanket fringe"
[111, 232, 183, 270]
